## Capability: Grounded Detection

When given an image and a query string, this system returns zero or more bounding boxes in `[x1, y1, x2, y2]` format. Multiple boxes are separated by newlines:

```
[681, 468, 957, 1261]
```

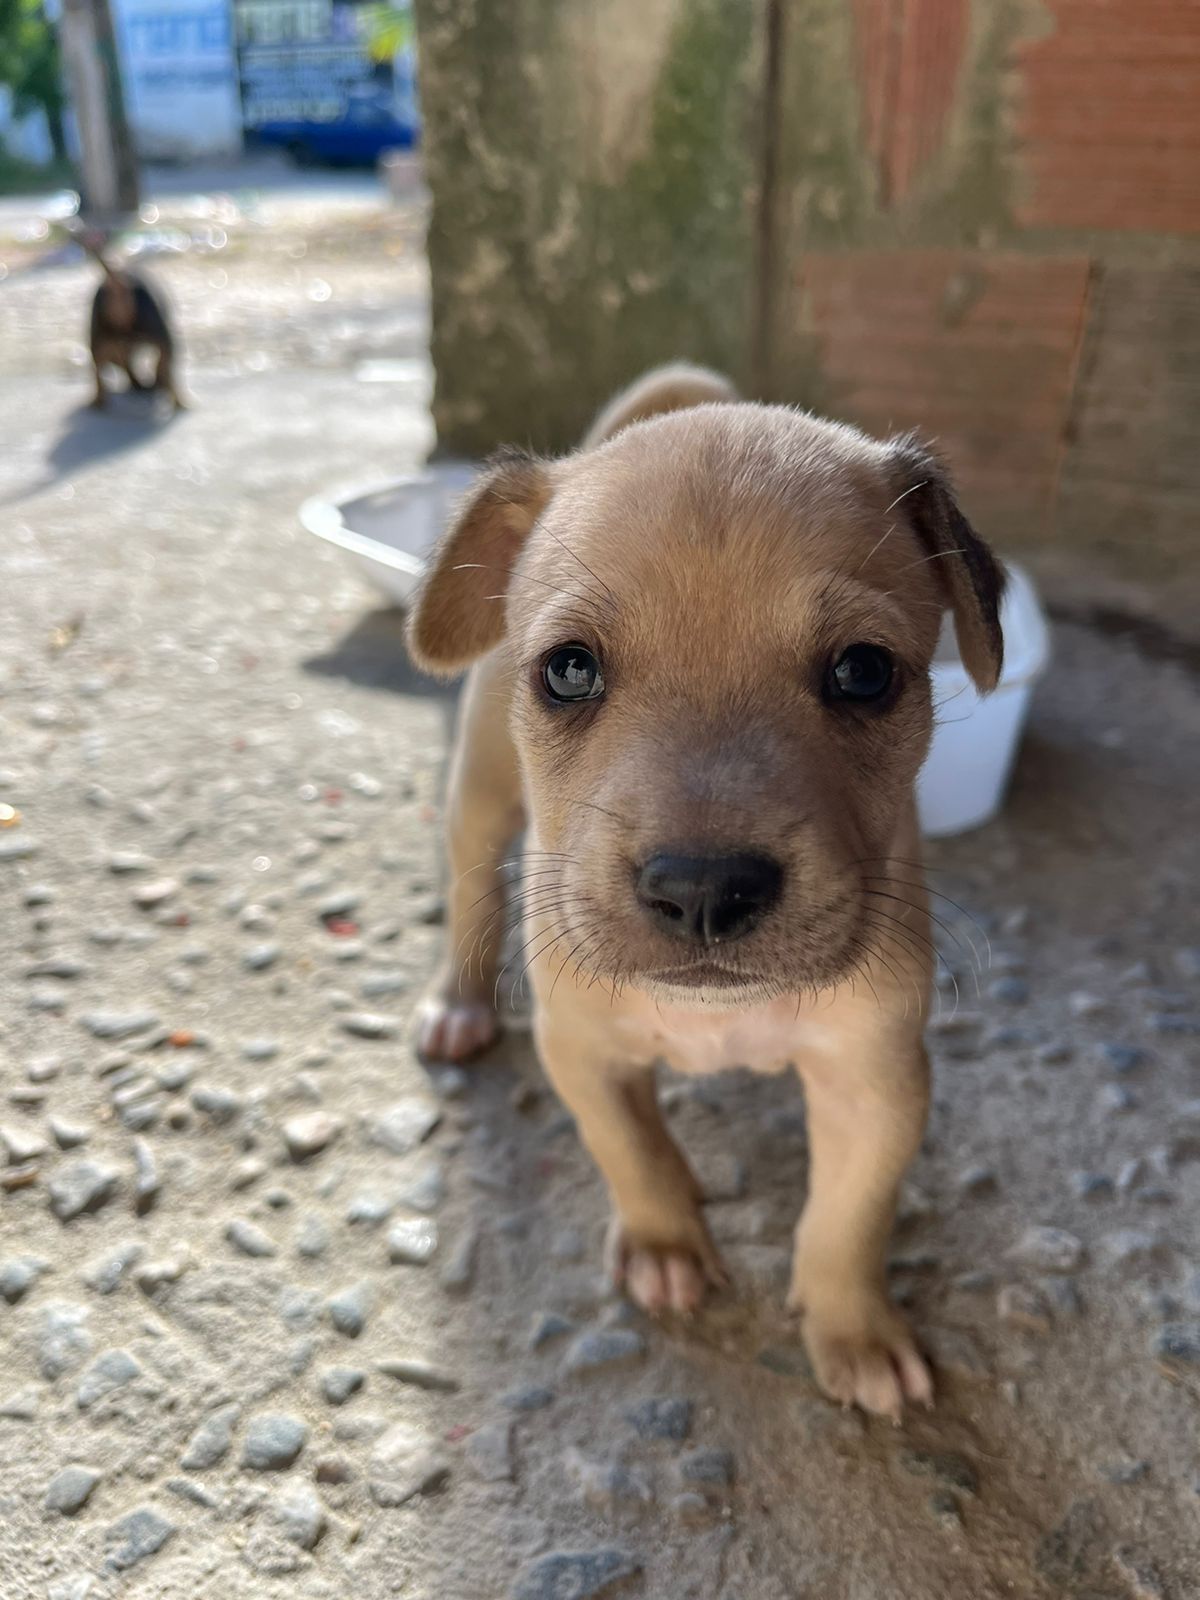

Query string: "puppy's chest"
[611, 995, 831, 1077]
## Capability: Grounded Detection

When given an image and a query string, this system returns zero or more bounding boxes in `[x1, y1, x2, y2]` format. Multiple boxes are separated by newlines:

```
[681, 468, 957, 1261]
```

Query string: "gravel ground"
[1, 169, 1199, 1600]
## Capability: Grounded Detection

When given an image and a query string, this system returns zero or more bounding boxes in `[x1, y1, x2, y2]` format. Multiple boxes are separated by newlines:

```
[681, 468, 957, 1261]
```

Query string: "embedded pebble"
[104, 1506, 176, 1571]
[512, 1549, 640, 1600]
[242, 1413, 308, 1471]
[241, 1038, 280, 1062]
[989, 976, 1029, 1004]
[77, 1348, 140, 1409]
[190, 1085, 243, 1123]
[181, 1403, 240, 1470]
[625, 1396, 693, 1441]
[132, 878, 178, 908]
[529, 1312, 575, 1350]
[48, 1159, 118, 1221]
[466, 1420, 514, 1482]
[440, 1225, 478, 1292]
[132, 1138, 160, 1213]
[107, 852, 156, 874]
[399, 1163, 446, 1213]
[388, 1218, 439, 1266]
[503, 1385, 555, 1413]
[997, 1283, 1052, 1334]
[563, 1329, 646, 1375]
[1151, 1322, 1200, 1371]
[243, 942, 282, 972]
[328, 1281, 374, 1337]
[1099, 1230, 1168, 1272]
[956, 1165, 998, 1197]
[368, 1423, 450, 1507]
[376, 1357, 460, 1393]
[1098, 1042, 1146, 1075]
[45, 1465, 102, 1516]
[1008, 1226, 1084, 1274]
[1111, 1546, 1167, 1599]
[262, 1484, 327, 1550]
[1072, 1172, 1114, 1202]
[80, 1010, 160, 1040]
[340, 1012, 398, 1040]
[49, 1118, 90, 1150]
[900, 1448, 979, 1496]
[226, 1219, 278, 1258]
[38, 1303, 92, 1379]
[297, 1214, 330, 1258]
[282, 1111, 343, 1161]
[1, 1123, 49, 1164]
[321, 1367, 366, 1405]
[0, 1256, 47, 1303]
[370, 1096, 442, 1154]
[680, 1447, 735, 1487]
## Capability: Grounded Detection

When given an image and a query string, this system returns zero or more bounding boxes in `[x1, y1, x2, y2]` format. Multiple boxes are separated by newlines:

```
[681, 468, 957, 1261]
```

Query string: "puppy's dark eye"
[828, 643, 894, 703]
[543, 644, 605, 703]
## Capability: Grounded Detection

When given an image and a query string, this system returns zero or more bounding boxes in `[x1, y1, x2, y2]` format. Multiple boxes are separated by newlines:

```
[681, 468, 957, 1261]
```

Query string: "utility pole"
[57, 0, 139, 221]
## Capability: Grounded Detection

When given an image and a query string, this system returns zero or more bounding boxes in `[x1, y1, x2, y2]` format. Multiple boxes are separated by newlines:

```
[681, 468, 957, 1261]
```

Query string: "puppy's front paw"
[606, 1219, 728, 1316]
[795, 1297, 933, 1421]
[415, 990, 498, 1063]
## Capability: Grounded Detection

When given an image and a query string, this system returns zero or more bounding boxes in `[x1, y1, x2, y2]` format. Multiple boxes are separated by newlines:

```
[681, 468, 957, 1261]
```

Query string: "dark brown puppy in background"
[409, 365, 1005, 1419]
[80, 229, 183, 412]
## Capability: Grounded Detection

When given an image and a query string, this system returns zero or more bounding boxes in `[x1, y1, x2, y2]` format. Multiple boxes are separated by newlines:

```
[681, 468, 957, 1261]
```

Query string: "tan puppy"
[407, 366, 1004, 1419]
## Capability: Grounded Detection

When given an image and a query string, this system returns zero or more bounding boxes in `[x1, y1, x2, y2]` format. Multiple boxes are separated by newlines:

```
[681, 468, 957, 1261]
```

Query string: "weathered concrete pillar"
[414, 0, 763, 456]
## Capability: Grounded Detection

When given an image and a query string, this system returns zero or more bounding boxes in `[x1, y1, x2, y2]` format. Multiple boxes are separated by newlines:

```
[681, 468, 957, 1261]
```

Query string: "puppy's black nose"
[635, 853, 783, 945]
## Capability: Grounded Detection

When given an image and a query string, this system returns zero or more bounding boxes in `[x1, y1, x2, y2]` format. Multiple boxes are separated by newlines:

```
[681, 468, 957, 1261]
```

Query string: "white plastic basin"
[301, 475, 1049, 837]
[917, 562, 1050, 836]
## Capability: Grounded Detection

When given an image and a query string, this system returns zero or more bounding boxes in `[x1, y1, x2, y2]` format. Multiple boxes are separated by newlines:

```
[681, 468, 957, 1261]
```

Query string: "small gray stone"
[1100, 1084, 1139, 1114]
[1, 1122, 49, 1164]
[318, 888, 363, 918]
[226, 1219, 278, 1259]
[1111, 1546, 1167, 1599]
[440, 1225, 478, 1293]
[241, 1038, 280, 1062]
[1072, 1172, 1114, 1202]
[466, 1420, 514, 1482]
[282, 1111, 343, 1162]
[1036, 1040, 1073, 1065]
[376, 1357, 460, 1393]
[80, 1010, 159, 1040]
[997, 1283, 1051, 1333]
[107, 851, 155, 874]
[242, 942, 281, 972]
[1151, 1322, 1200, 1371]
[625, 1396, 693, 1441]
[346, 1190, 394, 1227]
[529, 1312, 575, 1350]
[321, 1367, 365, 1405]
[388, 1218, 438, 1266]
[77, 1348, 140, 1409]
[265, 1484, 327, 1550]
[242, 1413, 308, 1471]
[328, 1281, 374, 1337]
[1101, 1458, 1150, 1485]
[181, 1403, 240, 1470]
[104, 1506, 176, 1571]
[369, 1095, 442, 1154]
[360, 970, 409, 999]
[48, 1159, 118, 1221]
[399, 1163, 446, 1213]
[340, 1012, 398, 1040]
[900, 1448, 979, 1496]
[0, 1386, 40, 1420]
[297, 1214, 330, 1258]
[132, 877, 178, 909]
[1099, 1229, 1168, 1272]
[513, 1549, 640, 1600]
[0, 836, 38, 861]
[1098, 1042, 1146, 1075]
[369, 1423, 450, 1507]
[1008, 1225, 1084, 1274]
[45, 1465, 103, 1515]
[680, 1447, 735, 1487]
[1040, 1277, 1084, 1317]
[132, 1138, 160, 1214]
[503, 1385, 556, 1412]
[0, 1256, 46, 1303]
[48, 1117, 90, 1150]
[988, 976, 1029, 1004]
[38, 1303, 92, 1379]
[563, 1328, 646, 1376]
[190, 1084, 243, 1123]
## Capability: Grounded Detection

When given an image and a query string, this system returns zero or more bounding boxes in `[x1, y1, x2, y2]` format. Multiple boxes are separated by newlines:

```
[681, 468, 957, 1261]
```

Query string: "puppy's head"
[409, 405, 1004, 1006]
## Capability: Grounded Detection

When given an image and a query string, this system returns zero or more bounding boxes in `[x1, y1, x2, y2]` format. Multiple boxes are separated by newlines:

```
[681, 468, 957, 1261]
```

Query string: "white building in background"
[110, 0, 244, 160]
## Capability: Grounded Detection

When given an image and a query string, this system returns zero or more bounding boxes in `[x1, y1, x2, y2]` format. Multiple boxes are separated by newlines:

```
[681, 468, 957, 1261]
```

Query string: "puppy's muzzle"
[635, 852, 784, 945]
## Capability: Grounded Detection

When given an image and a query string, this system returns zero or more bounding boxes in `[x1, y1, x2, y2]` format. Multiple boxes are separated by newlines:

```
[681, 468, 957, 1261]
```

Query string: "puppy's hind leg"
[416, 658, 524, 1062]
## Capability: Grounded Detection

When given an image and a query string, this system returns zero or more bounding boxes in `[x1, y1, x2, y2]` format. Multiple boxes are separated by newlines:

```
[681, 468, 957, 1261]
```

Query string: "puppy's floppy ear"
[888, 436, 1007, 692]
[406, 448, 553, 675]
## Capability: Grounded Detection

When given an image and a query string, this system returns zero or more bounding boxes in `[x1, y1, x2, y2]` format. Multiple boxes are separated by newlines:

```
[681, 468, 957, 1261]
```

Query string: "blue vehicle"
[242, 47, 419, 167]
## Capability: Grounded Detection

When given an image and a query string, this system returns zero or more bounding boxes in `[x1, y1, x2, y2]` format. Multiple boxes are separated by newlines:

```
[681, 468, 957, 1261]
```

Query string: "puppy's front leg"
[417, 658, 524, 1062]
[537, 1019, 726, 1314]
[789, 1036, 933, 1419]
